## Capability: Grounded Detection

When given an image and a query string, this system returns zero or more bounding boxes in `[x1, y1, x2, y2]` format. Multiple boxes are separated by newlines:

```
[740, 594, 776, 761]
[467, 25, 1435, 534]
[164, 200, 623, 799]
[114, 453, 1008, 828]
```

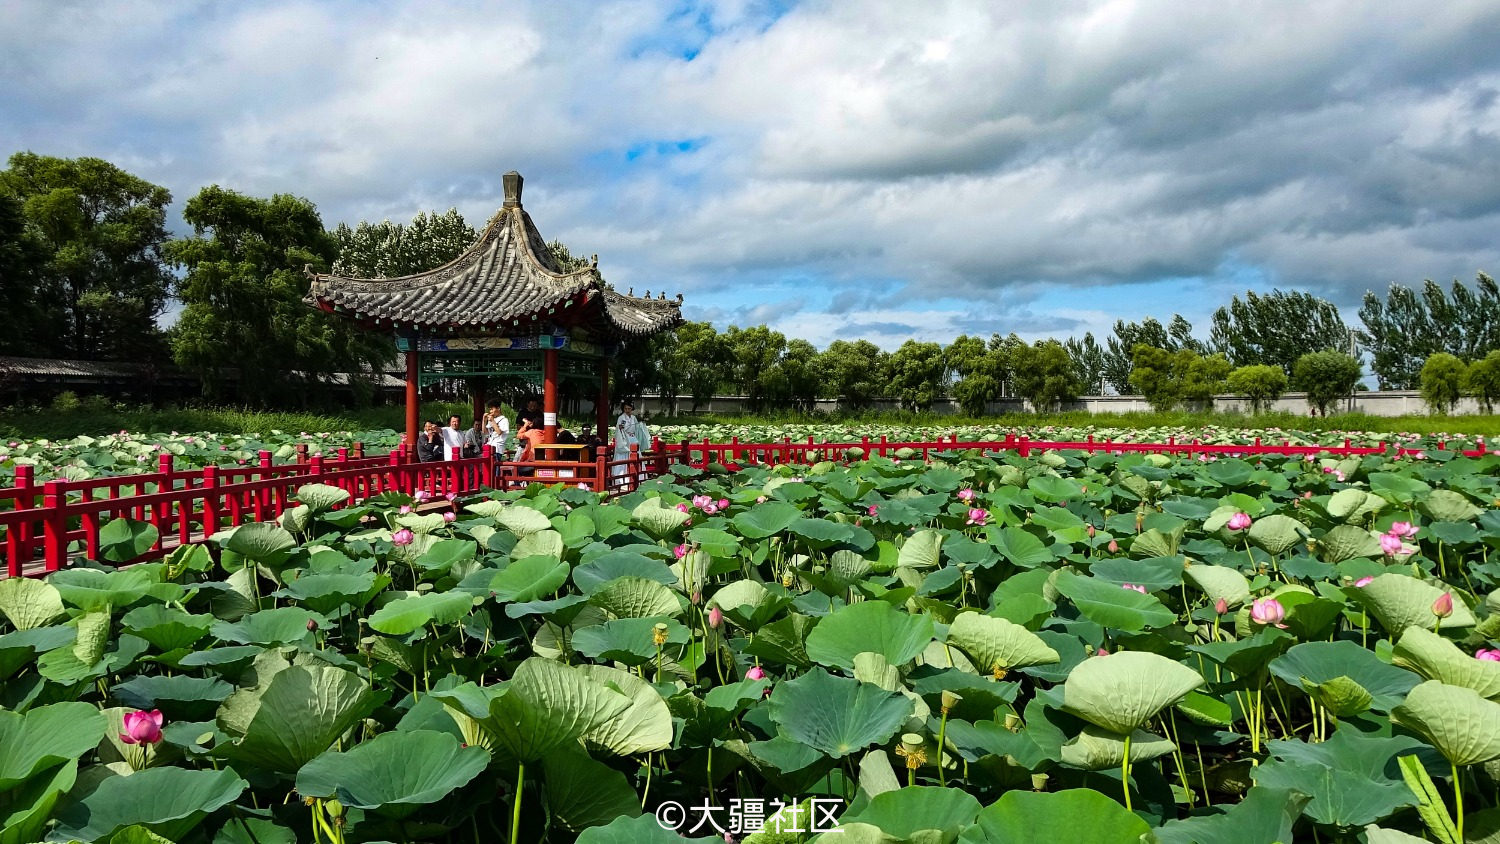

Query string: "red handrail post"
[295, 443, 309, 464]
[595, 445, 609, 495]
[1019, 436, 1030, 458]
[629, 443, 641, 492]
[353, 441, 364, 459]
[41, 480, 66, 572]
[202, 466, 220, 537]
[7, 464, 35, 577]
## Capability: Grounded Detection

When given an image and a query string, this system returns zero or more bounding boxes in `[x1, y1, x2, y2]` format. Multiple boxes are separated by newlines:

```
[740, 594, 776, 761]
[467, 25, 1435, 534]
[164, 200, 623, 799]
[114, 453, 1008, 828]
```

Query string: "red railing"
[1, 442, 670, 578]
[656, 433, 1489, 470]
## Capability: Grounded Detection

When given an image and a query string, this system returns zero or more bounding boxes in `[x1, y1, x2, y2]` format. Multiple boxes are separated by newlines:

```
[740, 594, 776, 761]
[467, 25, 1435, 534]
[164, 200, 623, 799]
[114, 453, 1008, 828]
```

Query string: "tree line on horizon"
[4, 151, 1499, 415]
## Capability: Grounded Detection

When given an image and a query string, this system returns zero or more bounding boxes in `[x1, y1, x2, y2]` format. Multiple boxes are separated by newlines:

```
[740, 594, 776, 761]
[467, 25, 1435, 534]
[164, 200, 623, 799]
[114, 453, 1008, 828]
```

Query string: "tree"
[1012, 341, 1082, 412]
[331, 208, 476, 277]
[1419, 353, 1467, 415]
[1180, 352, 1232, 404]
[953, 373, 1000, 417]
[1293, 351, 1361, 416]
[1358, 283, 1433, 389]
[765, 339, 822, 411]
[1064, 332, 1107, 395]
[987, 333, 1025, 396]
[669, 321, 728, 412]
[1104, 317, 1173, 393]
[1464, 351, 1500, 413]
[722, 325, 786, 412]
[0, 152, 172, 361]
[1226, 364, 1288, 414]
[1128, 346, 1184, 411]
[884, 340, 946, 411]
[1209, 289, 1350, 375]
[544, 239, 595, 273]
[167, 186, 391, 405]
[821, 340, 888, 410]
[0, 194, 51, 355]
[945, 334, 989, 381]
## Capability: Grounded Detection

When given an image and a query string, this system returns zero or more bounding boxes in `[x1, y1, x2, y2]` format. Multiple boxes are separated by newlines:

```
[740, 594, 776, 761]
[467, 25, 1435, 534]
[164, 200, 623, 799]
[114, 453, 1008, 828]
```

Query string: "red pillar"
[543, 347, 558, 445]
[404, 348, 420, 452]
[596, 358, 610, 443]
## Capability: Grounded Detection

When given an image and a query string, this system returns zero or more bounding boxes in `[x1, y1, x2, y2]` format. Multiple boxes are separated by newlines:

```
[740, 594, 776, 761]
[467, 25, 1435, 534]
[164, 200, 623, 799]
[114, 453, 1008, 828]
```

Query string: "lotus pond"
[1, 447, 1500, 842]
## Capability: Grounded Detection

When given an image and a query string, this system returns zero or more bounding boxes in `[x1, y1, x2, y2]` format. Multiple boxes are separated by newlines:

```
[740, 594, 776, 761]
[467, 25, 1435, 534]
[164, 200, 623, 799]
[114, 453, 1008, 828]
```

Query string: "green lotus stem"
[640, 753, 654, 810]
[1164, 711, 1193, 807]
[937, 710, 950, 787]
[1454, 760, 1464, 844]
[510, 760, 525, 844]
[1121, 732, 1133, 812]
[907, 765, 915, 788]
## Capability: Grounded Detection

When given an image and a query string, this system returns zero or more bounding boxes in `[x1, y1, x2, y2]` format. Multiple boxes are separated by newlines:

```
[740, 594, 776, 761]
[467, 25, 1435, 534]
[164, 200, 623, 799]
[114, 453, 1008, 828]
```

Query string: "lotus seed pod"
[1004, 712, 1022, 732]
[326, 800, 343, 818]
[940, 690, 962, 714]
[1031, 773, 1049, 791]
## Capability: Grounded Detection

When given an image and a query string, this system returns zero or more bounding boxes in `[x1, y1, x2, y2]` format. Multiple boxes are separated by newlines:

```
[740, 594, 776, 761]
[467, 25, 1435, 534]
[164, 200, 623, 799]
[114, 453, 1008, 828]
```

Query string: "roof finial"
[676, 293, 683, 302]
[628, 287, 633, 296]
[502, 171, 523, 208]
[644, 290, 651, 299]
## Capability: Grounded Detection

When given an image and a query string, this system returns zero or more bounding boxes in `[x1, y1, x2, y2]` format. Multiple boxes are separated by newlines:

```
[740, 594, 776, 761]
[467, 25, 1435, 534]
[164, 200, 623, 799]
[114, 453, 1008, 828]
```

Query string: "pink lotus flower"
[1302, 490, 1313, 499]
[674, 544, 688, 559]
[399, 505, 412, 515]
[1433, 592, 1454, 619]
[1322, 466, 1334, 474]
[746, 665, 766, 681]
[1304, 454, 1315, 463]
[965, 508, 989, 526]
[444, 492, 457, 502]
[1096, 647, 1109, 656]
[1390, 521, 1419, 538]
[1227, 513, 1252, 531]
[414, 490, 431, 503]
[1214, 598, 1228, 615]
[756, 496, 767, 504]
[692, 495, 712, 510]
[1122, 583, 1147, 594]
[120, 709, 163, 745]
[1354, 576, 1374, 587]
[957, 488, 976, 502]
[708, 606, 723, 628]
[867, 504, 879, 516]
[1334, 470, 1346, 482]
[717, 498, 729, 509]
[1475, 648, 1500, 662]
[1250, 598, 1286, 627]
[676, 502, 690, 513]
[391, 529, 414, 547]
[1380, 533, 1404, 556]
[443, 512, 455, 523]
[703, 504, 719, 515]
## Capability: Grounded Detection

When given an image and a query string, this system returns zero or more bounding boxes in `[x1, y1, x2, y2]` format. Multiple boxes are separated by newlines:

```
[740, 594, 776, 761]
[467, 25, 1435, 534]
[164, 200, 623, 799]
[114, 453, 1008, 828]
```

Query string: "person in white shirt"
[440, 415, 467, 461]
[484, 404, 509, 456]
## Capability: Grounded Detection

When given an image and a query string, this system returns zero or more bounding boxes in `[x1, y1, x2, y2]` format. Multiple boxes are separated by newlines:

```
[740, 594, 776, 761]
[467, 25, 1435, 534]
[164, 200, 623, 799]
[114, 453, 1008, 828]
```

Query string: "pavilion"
[305, 172, 682, 451]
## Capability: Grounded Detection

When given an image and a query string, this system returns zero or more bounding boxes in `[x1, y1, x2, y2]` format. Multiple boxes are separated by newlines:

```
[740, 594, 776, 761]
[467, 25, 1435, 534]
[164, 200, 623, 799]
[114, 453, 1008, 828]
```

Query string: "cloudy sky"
[4, 0, 1500, 349]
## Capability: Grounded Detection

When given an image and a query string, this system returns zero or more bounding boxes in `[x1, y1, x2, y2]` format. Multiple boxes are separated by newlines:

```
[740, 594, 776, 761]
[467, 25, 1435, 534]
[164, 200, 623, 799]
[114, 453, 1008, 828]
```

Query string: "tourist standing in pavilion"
[612, 400, 649, 482]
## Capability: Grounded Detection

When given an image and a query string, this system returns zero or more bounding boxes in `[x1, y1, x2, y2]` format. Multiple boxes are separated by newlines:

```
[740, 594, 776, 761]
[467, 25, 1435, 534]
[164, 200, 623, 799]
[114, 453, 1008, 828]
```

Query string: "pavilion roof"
[305, 172, 681, 339]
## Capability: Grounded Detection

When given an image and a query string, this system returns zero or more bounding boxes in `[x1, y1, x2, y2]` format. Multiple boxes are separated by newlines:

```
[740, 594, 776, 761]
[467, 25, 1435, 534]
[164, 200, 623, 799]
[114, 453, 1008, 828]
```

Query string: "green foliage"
[1129, 346, 1230, 411]
[1294, 350, 1363, 415]
[1420, 353, 1468, 415]
[1463, 350, 1500, 413]
[0, 152, 172, 361]
[1012, 340, 1082, 411]
[166, 186, 392, 406]
[722, 324, 787, 412]
[883, 340, 946, 411]
[1359, 275, 1500, 389]
[1227, 364, 1289, 413]
[821, 339, 889, 410]
[330, 208, 476, 278]
[1209, 289, 1351, 374]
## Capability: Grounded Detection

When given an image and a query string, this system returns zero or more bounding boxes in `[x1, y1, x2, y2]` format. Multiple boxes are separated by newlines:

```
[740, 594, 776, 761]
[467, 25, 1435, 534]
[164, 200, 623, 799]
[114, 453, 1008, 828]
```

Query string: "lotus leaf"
[1392, 626, 1500, 699]
[0, 578, 65, 630]
[805, 600, 935, 670]
[944, 611, 1058, 677]
[51, 767, 247, 843]
[958, 789, 1153, 844]
[1354, 574, 1476, 632]
[1062, 650, 1203, 734]
[295, 729, 489, 819]
[1392, 681, 1500, 766]
[768, 669, 911, 759]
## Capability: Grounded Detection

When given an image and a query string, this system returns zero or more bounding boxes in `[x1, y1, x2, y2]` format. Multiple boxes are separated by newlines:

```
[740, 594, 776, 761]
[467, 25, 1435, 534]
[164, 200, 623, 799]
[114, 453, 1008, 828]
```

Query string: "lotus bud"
[1107, 539, 1120, 553]
[1226, 512, 1252, 531]
[674, 543, 689, 559]
[940, 690, 962, 715]
[691, 590, 702, 605]
[1354, 576, 1374, 587]
[119, 709, 164, 745]
[307, 618, 319, 632]
[652, 622, 669, 646]
[391, 528, 414, 547]
[1122, 583, 1147, 594]
[1004, 712, 1023, 732]
[1214, 598, 1228, 615]
[1086, 524, 1096, 538]
[1432, 592, 1454, 619]
[326, 800, 343, 819]
[746, 665, 766, 681]
[1476, 649, 1500, 662]
[708, 606, 723, 628]
[399, 505, 412, 515]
